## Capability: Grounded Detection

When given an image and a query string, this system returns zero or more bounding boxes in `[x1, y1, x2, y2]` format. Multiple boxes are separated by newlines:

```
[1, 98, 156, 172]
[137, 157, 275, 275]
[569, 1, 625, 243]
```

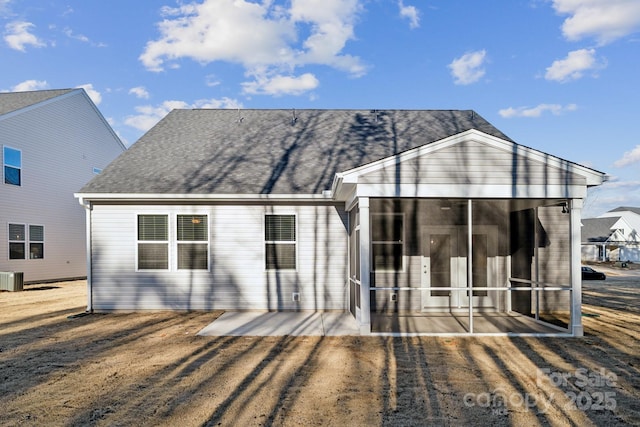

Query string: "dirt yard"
[1, 266, 638, 426]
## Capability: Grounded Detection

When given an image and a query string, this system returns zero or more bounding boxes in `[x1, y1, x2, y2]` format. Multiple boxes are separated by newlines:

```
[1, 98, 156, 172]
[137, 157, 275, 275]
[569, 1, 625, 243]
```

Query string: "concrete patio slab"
[197, 311, 360, 337]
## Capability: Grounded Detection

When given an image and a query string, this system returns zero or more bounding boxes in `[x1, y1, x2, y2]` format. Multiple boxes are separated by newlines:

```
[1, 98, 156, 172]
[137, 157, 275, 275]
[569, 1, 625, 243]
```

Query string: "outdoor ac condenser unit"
[0, 272, 24, 292]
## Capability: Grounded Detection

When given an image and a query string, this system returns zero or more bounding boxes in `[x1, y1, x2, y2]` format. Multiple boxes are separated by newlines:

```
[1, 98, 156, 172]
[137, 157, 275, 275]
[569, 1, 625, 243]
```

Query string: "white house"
[76, 109, 606, 336]
[1, 89, 126, 283]
[582, 207, 640, 262]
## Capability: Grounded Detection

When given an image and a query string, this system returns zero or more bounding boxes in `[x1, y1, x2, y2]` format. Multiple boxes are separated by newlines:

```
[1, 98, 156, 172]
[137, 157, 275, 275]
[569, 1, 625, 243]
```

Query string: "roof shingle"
[0, 89, 76, 116]
[80, 109, 513, 195]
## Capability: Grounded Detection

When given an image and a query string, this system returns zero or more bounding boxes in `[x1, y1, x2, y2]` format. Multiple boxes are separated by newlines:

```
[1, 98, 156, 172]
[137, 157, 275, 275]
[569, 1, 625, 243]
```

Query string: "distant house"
[1, 89, 126, 283]
[76, 109, 606, 336]
[582, 207, 640, 262]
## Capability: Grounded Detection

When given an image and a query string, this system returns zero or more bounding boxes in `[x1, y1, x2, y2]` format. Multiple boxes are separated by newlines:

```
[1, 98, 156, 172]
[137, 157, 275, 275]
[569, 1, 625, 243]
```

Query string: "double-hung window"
[7, 223, 43, 260]
[265, 214, 296, 270]
[137, 215, 169, 270]
[8, 223, 26, 260]
[372, 213, 404, 271]
[3, 146, 22, 186]
[29, 225, 44, 259]
[177, 215, 208, 270]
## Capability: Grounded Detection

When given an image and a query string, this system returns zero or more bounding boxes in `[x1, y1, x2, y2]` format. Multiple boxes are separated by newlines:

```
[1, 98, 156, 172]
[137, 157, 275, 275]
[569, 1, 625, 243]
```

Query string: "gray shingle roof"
[80, 109, 513, 195]
[0, 89, 76, 116]
[581, 217, 618, 243]
[608, 206, 640, 215]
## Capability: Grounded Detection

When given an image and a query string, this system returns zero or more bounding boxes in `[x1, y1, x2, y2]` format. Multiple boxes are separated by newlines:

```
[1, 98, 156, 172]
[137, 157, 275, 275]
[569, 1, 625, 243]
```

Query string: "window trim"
[176, 214, 210, 271]
[28, 224, 45, 260]
[135, 213, 211, 272]
[3, 145, 22, 186]
[8, 222, 26, 260]
[264, 213, 298, 271]
[371, 212, 405, 272]
[136, 214, 169, 271]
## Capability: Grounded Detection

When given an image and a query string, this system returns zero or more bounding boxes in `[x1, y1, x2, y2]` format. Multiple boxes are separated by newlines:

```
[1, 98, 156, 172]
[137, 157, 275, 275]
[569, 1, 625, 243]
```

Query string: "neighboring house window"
[29, 225, 44, 259]
[7, 223, 44, 260]
[265, 214, 296, 270]
[8, 223, 26, 259]
[93, 167, 103, 174]
[137, 215, 168, 270]
[177, 215, 208, 270]
[3, 146, 22, 186]
[372, 213, 404, 271]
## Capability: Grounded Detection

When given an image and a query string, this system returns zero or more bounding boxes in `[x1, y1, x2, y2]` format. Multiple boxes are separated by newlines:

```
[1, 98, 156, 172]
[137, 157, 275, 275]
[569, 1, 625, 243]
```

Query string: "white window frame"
[136, 214, 170, 271]
[3, 145, 22, 186]
[176, 214, 210, 271]
[135, 213, 210, 272]
[8, 223, 26, 260]
[264, 213, 298, 271]
[371, 212, 405, 272]
[28, 224, 45, 260]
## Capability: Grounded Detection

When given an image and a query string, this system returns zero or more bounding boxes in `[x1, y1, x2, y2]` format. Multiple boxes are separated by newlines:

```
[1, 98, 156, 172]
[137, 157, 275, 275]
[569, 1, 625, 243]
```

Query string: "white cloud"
[125, 97, 243, 133]
[4, 21, 46, 51]
[11, 80, 49, 91]
[448, 50, 487, 85]
[614, 145, 640, 167]
[63, 27, 89, 43]
[551, 0, 640, 45]
[498, 103, 577, 118]
[600, 178, 640, 189]
[545, 48, 604, 82]
[76, 84, 102, 105]
[399, 1, 420, 29]
[242, 72, 319, 96]
[129, 86, 150, 99]
[139, 0, 365, 96]
[205, 74, 221, 87]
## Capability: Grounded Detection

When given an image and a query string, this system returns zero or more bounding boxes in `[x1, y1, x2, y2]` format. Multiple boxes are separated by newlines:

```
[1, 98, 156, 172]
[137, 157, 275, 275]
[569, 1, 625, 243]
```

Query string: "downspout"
[77, 196, 93, 312]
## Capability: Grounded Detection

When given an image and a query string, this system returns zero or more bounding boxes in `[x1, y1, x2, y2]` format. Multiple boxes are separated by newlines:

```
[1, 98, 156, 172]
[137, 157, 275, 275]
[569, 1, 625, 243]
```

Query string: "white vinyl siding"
[89, 203, 348, 311]
[359, 140, 587, 187]
[0, 90, 125, 282]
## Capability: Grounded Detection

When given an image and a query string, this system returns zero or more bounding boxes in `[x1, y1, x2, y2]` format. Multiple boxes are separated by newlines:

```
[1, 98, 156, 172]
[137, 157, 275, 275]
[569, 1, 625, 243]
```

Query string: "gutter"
[77, 196, 93, 312]
[73, 192, 337, 203]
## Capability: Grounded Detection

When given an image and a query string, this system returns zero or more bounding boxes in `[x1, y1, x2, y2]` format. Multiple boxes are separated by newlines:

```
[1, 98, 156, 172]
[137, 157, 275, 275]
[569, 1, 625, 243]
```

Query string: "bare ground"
[1, 266, 638, 426]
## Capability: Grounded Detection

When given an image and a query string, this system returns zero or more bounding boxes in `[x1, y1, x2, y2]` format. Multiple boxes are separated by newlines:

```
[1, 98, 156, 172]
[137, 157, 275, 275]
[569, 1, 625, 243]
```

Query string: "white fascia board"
[74, 192, 334, 203]
[355, 183, 588, 199]
[338, 129, 607, 186]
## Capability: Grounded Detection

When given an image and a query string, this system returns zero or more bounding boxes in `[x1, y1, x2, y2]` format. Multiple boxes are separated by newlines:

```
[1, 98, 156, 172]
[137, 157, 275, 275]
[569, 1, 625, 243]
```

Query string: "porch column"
[359, 197, 371, 334]
[570, 199, 584, 336]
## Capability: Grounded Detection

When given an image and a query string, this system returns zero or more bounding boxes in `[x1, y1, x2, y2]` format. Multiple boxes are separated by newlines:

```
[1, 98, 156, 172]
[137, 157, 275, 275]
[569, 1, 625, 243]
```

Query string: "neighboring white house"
[582, 207, 640, 262]
[1, 89, 126, 283]
[76, 109, 606, 336]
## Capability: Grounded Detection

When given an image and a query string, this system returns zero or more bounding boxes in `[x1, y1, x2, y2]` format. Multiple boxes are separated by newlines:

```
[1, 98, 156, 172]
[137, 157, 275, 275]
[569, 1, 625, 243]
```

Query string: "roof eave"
[75, 192, 335, 204]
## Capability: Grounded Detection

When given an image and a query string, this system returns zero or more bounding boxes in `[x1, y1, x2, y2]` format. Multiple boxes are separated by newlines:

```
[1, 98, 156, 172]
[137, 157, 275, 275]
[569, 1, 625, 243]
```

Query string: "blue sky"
[1, 0, 639, 217]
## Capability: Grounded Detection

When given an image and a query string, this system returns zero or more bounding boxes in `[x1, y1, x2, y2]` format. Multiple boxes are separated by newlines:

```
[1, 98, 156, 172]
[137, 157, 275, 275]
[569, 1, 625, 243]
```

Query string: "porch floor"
[197, 310, 568, 336]
[371, 311, 568, 335]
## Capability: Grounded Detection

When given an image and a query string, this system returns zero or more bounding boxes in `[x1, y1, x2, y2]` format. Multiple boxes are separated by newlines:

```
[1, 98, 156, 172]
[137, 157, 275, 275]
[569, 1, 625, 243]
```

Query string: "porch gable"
[333, 130, 605, 203]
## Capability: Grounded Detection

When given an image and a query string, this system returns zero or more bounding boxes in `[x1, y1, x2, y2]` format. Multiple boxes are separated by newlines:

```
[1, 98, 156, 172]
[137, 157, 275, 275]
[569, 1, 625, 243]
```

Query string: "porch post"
[570, 199, 584, 336]
[359, 197, 371, 334]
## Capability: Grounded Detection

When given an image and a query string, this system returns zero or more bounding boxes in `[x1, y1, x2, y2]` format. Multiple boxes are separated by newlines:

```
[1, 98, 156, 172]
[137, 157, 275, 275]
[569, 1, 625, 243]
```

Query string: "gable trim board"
[76, 109, 607, 336]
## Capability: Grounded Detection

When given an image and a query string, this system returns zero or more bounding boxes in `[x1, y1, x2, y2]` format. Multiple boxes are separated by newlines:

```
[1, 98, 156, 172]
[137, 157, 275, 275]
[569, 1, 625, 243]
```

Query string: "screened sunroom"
[335, 129, 606, 336]
[348, 198, 579, 335]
